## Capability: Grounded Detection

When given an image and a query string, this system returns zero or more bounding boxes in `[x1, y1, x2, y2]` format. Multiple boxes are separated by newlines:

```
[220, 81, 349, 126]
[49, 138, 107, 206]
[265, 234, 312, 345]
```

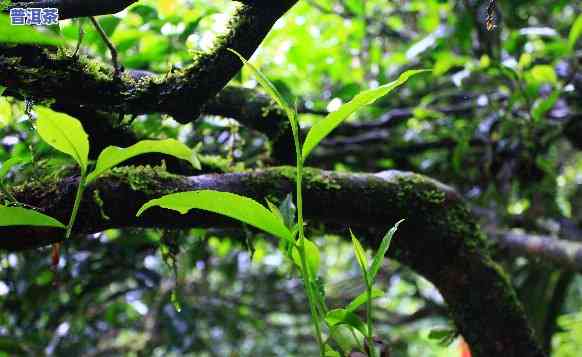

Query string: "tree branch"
[491, 230, 582, 273]
[0, 1, 297, 123]
[1, 167, 544, 356]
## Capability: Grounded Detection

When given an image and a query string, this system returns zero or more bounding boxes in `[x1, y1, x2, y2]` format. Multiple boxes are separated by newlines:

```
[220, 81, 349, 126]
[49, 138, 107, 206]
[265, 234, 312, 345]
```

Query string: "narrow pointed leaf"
[0, 86, 5, 96]
[0, 206, 65, 228]
[369, 219, 404, 281]
[229, 48, 301, 144]
[87, 139, 198, 183]
[350, 229, 369, 281]
[302, 70, 431, 161]
[345, 287, 385, 313]
[137, 190, 292, 242]
[228, 49, 295, 120]
[35, 107, 89, 173]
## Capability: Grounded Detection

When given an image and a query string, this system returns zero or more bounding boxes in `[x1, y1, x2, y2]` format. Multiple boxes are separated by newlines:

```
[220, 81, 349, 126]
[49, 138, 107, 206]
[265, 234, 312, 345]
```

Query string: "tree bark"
[1, 166, 545, 357]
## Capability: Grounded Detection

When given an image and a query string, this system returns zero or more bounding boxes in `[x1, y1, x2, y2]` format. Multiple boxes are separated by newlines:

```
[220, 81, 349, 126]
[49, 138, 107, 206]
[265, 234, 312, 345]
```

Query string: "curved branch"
[2, 167, 544, 356]
[0, 1, 297, 123]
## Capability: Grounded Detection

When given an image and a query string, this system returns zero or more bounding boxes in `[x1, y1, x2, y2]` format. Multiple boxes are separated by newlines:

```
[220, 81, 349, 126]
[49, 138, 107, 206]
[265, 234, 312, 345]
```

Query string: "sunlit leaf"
[137, 190, 293, 242]
[0, 14, 63, 46]
[369, 219, 403, 281]
[0, 205, 65, 228]
[87, 139, 199, 183]
[345, 287, 385, 313]
[0, 86, 5, 96]
[302, 70, 430, 161]
[35, 107, 89, 173]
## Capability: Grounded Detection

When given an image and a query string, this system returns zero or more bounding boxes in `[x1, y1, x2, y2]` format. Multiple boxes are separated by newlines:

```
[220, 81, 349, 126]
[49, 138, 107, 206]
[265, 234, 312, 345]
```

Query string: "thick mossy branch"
[1, 167, 544, 356]
[0, 1, 297, 123]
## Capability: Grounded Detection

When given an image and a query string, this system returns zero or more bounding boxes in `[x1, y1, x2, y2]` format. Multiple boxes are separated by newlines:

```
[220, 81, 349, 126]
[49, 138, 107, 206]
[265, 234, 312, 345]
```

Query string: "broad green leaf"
[568, 14, 582, 52]
[302, 70, 430, 161]
[0, 15, 63, 46]
[369, 219, 404, 281]
[87, 139, 199, 183]
[0, 205, 65, 228]
[291, 238, 321, 278]
[345, 287, 385, 313]
[35, 107, 89, 173]
[137, 190, 292, 242]
[325, 308, 368, 337]
[0, 157, 29, 180]
[350, 229, 369, 281]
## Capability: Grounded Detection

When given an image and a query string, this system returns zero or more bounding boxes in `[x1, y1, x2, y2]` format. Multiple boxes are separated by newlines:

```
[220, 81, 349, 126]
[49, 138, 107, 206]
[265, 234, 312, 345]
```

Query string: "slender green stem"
[291, 113, 325, 356]
[366, 284, 377, 357]
[65, 173, 86, 239]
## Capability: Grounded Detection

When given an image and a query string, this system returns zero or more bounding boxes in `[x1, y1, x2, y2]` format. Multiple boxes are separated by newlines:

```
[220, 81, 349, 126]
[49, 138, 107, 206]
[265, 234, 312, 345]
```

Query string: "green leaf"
[325, 308, 368, 337]
[345, 287, 385, 313]
[86, 139, 199, 183]
[369, 219, 404, 282]
[265, 198, 284, 224]
[0, 205, 65, 228]
[278, 193, 296, 229]
[568, 14, 582, 52]
[0, 14, 63, 46]
[228, 48, 301, 148]
[137, 190, 293, 242]
[531, 91, 559, 123]
[350, 229, 369, 282]
[0, 86, 5, 96]
[0, 157, 29, 180]
[35, 107, 89, 173]
[324, 344, 342, 357]
[329, 325, 363, 354]
[291, 238, 321, 278]
[302, 69, 430, 161]
[228, 49, 295, 121]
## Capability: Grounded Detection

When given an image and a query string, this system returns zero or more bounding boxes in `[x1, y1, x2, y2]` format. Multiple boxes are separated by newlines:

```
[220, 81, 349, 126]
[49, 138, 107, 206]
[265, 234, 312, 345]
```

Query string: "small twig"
[73, 18, 85, 57]
[89, 16, 122, 77]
